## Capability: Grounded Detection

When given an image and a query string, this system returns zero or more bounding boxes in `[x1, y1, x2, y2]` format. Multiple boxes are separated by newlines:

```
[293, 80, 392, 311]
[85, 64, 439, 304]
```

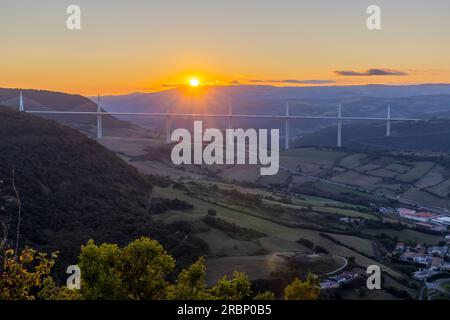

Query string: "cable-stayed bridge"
[17, 91, 421, 149]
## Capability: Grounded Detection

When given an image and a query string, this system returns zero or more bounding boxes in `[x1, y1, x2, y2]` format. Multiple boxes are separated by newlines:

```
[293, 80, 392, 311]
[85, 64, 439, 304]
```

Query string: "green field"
[153, 185, 410, 284]
[397, 162, 435, 183]
[339, 154, 367, 169]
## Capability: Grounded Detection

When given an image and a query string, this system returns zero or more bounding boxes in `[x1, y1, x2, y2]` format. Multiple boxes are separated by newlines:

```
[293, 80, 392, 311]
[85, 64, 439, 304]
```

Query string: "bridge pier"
[337, 104, 342, 148]
[19, 91, 25, 112]
[166, 105, 171, 144]
[228, 103, 233, 129]
[285, 102, 290, 150]
[96, 95, 103, 139]
[386, 104, 391, 137]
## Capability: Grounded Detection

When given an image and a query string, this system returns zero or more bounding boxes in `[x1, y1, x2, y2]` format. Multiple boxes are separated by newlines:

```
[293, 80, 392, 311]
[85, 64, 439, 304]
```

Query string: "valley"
[3, 84, 450, 300]
[98, 131, 450, 299]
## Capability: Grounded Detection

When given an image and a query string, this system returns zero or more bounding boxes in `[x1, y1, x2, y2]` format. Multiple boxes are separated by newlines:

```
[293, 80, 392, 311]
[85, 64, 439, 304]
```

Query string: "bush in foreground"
[0, 237, 319, 300]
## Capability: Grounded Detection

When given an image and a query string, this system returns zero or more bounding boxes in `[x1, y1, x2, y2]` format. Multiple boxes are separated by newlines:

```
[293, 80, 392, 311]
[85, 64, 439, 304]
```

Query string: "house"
[433, 217, 450, 227]
[413, 256, 432, 267]
[395, 242, 406, 253]
[415, 244, 426, 253]
[339, 217, 362, 224]
[441, 263, 450, 272]
[428, 246, 448, 257]
[400, 252, 423, 263]
[430, 257, 444, 271]
[320, 272, 360, 290]
[413, 269, 439, 281]
[328, 272, 360, 284]
[320, 280, 340, 289]
[400, 210, 439, 223]
[379, 207, 396, 215]
[398, 208, 416, 216]
[430, 225, 447, 233]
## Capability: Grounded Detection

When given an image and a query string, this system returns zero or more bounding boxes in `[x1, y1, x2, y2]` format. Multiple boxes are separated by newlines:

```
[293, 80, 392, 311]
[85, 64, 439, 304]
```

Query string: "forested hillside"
[0, 107, 207, 276]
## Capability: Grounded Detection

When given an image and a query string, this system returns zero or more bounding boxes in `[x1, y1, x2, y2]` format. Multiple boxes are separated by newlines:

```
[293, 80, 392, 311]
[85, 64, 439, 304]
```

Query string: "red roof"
[415, 212, 438, 219]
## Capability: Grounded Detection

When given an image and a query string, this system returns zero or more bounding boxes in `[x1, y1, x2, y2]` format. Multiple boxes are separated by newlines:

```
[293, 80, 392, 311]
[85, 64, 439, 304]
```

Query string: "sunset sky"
[1, 0, 450, 95]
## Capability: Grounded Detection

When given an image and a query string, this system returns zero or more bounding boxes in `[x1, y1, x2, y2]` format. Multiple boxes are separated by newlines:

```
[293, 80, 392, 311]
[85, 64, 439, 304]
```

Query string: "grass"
[153, 186, 406, 280]
[402, 188, 450, 210]
[385, 163, 412, 174]
[313, 207, 379, 221]
[282, 148, 347, 165]
[415, 169, 445, 189]
[312, 181, 388, 204]
[205, 254, 289, 285]
[396, 162, 435, 183]
[197, 228, 266, 256]
[324, 234, 375, 257]
[441, 280, 450, 293]
[361, 228, 442, 246]
[331, 171, 381, 190]
[339, 154, 367, 169]
[428, 179, 450, 198]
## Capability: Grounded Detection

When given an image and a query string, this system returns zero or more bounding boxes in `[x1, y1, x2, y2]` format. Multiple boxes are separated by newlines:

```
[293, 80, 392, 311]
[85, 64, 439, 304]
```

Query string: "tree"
[208, 271, 252, 300]
[77, 241, 124, 299]
[78, 237, 175, 300]
[37, 277, 80, 300]
[284, 273, 320, 300]
[254, 291, 276, 300]
[0, 236, 317, 300]
[168, 257, 212, 300]
[122, 237, 175, 299]
[0, 248, 57, 300]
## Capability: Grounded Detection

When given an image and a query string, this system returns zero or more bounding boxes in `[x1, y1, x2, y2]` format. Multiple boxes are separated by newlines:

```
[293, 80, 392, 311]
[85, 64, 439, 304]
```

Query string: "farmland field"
[105, 142, 449, 300]
[396, 162, 435, 183]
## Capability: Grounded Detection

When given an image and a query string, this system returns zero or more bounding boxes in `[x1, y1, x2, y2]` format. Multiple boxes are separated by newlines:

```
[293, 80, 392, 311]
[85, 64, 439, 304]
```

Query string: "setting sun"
[189, 78, 200, 87]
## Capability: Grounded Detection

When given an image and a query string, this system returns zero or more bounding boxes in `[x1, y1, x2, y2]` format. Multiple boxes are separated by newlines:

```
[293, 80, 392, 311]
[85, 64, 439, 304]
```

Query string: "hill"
[0, 107, 207, 276]
[98, 84, 450, 140]
[297, 118, 450, 152]
[0, 88, 134, 136]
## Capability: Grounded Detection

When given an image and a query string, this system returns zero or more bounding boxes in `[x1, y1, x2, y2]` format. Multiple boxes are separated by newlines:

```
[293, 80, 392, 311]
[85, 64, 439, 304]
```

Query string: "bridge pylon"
[386, 104, 391, 137]
[97, 94, 103, 139]
[285, 102, 290, 150]
[337, 104, 342, 148]
[19, 91, 24, 112]
[166, 105, 172, 144]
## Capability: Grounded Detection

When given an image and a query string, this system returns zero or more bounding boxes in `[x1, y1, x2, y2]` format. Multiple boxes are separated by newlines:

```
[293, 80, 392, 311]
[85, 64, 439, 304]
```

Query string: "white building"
[432, 217, 450, 226]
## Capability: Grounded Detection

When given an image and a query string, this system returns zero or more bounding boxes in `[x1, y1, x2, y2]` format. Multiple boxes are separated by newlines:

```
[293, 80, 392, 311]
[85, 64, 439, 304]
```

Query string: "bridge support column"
[386, 104, 391, 137]
[337, 104, 342, 148]
[19, 91, 24, 112]
[285, 102, 290, 150]
[166, 105, 171, 144]
[96, 95, 102, 139]
[228, 103, 233, 130]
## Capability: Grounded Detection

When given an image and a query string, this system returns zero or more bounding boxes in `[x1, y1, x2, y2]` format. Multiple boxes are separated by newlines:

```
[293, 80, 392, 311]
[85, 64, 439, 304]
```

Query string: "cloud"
[162, 84, 186, 87]
[335, 69, 408, 76]
[229, 80, 241, 85]
[407, 69, 448, 75]
[249, 79, 335, 84]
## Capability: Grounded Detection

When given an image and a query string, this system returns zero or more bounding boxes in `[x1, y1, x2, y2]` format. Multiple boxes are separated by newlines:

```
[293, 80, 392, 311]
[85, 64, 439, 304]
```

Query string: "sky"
[1, 0, 450, 95]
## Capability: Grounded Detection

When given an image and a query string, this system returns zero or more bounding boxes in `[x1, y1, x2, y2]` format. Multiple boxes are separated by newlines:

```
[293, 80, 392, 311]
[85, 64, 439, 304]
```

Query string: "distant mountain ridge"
[0, 88, 133, 135]
[96, 84, 450, 137]
[297, 118, 450, 152]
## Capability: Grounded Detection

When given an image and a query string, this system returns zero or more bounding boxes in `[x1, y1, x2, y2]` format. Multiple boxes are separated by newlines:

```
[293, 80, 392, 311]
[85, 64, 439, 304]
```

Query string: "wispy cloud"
[407, 69, 449, 75]
[335, 69, 408, 76]
[162, 84, 186, 87]
[249, 79, 335, 84]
